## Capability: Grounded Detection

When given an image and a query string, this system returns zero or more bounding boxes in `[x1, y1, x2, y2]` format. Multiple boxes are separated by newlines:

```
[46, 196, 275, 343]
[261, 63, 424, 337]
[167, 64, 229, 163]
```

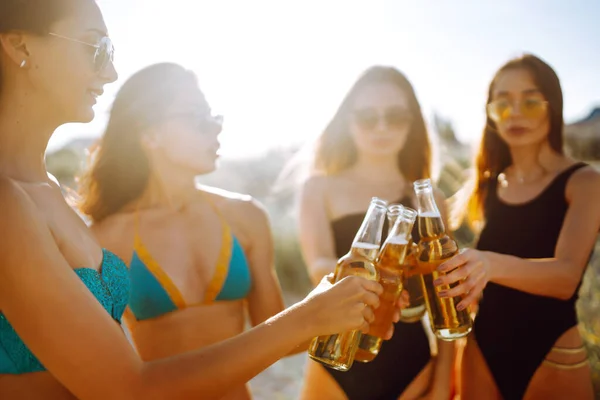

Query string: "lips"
[208, 143, 220, 157]
[88, 88, 104, 99]
[507, 126, 528, 135]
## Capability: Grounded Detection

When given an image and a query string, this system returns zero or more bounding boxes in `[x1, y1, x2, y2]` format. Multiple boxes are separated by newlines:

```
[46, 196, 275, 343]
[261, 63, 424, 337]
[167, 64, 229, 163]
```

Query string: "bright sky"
[49, 0, 600, 157]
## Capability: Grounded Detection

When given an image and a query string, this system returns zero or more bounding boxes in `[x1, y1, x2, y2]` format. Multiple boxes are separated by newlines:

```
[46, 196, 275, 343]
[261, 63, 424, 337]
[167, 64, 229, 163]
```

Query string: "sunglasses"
[167, 112, 224, 135]
[353, 108, 413, 131]
[48, 32, 114, 73]
[487, 98, 548, 123]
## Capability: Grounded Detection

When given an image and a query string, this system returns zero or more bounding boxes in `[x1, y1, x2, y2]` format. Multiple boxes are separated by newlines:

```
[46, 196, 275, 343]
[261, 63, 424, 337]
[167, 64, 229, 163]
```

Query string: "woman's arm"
[239, 198, 286, 326]
[298, 176, 339, 285]
[437, 167, 600, 307]
[418, 340, 455, 400]
[0, 178, 383, 400]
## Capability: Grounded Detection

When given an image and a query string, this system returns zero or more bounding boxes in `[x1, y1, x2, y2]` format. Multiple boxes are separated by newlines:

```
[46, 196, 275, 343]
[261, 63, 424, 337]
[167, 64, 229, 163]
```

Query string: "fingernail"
[457, 304, 465, 311]
[438, 291, 447, 297]
[433, 279, 442, 286]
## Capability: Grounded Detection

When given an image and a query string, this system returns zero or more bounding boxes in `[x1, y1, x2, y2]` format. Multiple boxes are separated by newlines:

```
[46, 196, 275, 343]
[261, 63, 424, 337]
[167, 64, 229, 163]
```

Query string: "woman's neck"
[506, 140, 556, 183]
[136, 166, 199, 211]
[351, 152, 404, 184]
[0, 84, 59, 182]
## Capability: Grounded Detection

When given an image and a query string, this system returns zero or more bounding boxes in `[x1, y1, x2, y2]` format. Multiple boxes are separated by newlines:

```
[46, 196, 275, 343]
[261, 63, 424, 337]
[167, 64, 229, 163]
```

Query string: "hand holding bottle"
[436, 248, 491, 310]
[300, 274, 382, 337]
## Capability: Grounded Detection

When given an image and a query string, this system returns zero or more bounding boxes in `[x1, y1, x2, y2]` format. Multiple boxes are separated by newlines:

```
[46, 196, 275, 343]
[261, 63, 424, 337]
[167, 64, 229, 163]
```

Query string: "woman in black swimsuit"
[441, 54, 599, 399]
[298, 66, 455, 400]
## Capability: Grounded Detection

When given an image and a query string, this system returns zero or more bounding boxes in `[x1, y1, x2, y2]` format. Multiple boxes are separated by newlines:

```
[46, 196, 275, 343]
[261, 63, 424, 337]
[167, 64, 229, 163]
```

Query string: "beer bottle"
[388, 205, 427, 323]
[355, 205, 418, 361]
[307, 197, 387, 371]
[413, 179, 472, 340]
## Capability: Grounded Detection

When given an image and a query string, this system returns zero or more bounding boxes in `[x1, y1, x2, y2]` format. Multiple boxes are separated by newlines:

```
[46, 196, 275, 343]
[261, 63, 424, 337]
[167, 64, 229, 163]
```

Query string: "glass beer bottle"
[358, 206, 417, 358]
[388, 205, 426, 323]
[413, 179, 472, 340]
[308, 197, 387, 371]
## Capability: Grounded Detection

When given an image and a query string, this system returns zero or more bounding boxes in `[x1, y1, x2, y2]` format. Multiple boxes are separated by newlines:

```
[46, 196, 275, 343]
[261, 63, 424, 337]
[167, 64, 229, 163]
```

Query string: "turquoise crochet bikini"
[0, 249, 130, 374]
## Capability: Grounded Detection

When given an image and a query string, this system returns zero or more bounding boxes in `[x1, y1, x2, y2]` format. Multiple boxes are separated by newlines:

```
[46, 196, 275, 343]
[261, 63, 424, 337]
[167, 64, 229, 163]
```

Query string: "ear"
[0, 32, 31, 67]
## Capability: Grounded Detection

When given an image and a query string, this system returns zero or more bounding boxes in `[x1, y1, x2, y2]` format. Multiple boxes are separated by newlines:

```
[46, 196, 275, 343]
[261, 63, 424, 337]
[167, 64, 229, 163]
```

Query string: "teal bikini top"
[126, 207, 252, 322]
[0, 249, 130, 374]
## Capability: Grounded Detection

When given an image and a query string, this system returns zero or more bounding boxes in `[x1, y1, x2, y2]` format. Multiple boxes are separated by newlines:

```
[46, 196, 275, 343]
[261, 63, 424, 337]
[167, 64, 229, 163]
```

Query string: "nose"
[508, 100, 526, 118]
[373, 114, 388, 132]
[99, 61, 118, 84]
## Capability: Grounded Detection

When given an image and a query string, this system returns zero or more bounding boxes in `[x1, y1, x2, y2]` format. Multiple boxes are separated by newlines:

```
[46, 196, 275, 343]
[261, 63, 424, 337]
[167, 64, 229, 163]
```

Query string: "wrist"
[484, 251, 497, 282]
[270, 301, 315, 343]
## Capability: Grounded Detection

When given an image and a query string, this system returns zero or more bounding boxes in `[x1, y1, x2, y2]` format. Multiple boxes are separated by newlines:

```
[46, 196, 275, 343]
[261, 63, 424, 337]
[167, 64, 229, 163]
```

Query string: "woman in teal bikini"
[0, 1, 401, 398]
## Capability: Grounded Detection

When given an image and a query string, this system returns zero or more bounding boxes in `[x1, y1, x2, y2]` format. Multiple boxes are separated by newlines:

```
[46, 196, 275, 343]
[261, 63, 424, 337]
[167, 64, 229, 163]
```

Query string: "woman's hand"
[435, 249, 491, 310]
[301, 274, 383, 337]
[302, 274, 409, 339]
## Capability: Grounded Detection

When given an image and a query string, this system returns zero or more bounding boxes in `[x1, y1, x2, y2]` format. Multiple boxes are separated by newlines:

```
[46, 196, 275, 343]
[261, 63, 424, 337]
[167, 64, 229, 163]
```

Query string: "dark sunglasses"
[353, 108, 413, 131]
[48, 32, 114, 73]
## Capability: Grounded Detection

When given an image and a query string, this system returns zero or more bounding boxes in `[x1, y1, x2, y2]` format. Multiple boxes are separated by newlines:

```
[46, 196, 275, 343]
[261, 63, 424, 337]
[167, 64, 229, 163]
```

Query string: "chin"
[71, 108, 96, 123]
[191, 162, 217, 176]
[500, 136, 546, 149]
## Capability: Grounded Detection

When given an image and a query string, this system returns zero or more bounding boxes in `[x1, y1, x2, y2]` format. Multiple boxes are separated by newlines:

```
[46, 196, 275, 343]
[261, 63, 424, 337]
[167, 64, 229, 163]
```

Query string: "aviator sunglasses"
[48, 32, 114, 73]
[487, 98, 549, 123]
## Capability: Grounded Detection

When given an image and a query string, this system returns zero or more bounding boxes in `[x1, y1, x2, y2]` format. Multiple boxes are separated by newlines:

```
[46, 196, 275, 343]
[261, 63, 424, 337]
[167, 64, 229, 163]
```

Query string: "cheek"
[349, 128, 370, 149]
[350, 125, 410, 152]
[162, 131, 212, 163]
[33, 55, 95, 118]
[391, 127, 410, 148]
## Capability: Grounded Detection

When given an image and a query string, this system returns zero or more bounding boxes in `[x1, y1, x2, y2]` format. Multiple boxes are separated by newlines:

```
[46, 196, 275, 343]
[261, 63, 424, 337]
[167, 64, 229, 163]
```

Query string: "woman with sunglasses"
[440, 54, 598, 399]
[0, 1, 403, 398]
[78, 62, 302, 400]
[298, 66, 455, 400]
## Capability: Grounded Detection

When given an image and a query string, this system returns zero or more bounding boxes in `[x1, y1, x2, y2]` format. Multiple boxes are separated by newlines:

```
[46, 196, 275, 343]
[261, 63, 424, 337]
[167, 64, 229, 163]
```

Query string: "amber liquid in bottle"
[414, 180, 472, 341]
[308, 198, 387, 370]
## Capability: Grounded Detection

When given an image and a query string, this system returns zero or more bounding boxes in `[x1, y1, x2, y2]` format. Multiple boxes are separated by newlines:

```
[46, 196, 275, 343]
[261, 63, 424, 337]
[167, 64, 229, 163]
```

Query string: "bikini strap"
[198, 191, 235, 304]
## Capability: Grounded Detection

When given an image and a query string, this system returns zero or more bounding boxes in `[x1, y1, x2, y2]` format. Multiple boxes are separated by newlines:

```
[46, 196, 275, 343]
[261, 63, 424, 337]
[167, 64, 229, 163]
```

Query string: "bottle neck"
[352, 202, 387, 249]
[386, 218, 414, 245]
[350, 242, 380, 261]
[415, 188, 447, 238]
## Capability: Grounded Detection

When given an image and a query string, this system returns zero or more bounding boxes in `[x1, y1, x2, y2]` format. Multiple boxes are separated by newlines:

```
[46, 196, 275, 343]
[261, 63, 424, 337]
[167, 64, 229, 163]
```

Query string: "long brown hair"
[463, 54, 564, 228]
[78, 63, 198, 223]
[313, 66, 431, 182]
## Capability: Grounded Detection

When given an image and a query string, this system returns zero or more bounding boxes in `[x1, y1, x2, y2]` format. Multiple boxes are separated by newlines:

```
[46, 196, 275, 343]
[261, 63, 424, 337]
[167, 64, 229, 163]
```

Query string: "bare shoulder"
[567, 163, 600, 199]
[0, 177, 33, 218]
[197, 184, 252, 203]
[198, 184, 268, 226]
[301, 174, 331, 198]
[0, 178, 48, 276]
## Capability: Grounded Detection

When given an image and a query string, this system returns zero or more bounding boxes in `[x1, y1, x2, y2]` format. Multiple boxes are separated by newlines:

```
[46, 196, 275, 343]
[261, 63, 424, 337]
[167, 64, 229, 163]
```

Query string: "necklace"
[498, 166, 547, 187]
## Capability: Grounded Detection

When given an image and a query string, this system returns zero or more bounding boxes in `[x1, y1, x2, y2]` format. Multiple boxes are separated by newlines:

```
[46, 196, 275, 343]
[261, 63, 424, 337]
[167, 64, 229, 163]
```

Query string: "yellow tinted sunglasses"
[487, 98, 548, 122]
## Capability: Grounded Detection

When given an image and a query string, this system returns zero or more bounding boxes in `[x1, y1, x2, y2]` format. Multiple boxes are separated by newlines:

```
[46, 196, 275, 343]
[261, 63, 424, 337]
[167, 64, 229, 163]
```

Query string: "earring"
[20, 60, 27, 68]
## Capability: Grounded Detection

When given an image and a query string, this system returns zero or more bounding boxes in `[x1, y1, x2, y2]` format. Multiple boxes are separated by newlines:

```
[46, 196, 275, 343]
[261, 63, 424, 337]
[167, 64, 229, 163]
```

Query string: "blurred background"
[46, 0, 600, 398]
